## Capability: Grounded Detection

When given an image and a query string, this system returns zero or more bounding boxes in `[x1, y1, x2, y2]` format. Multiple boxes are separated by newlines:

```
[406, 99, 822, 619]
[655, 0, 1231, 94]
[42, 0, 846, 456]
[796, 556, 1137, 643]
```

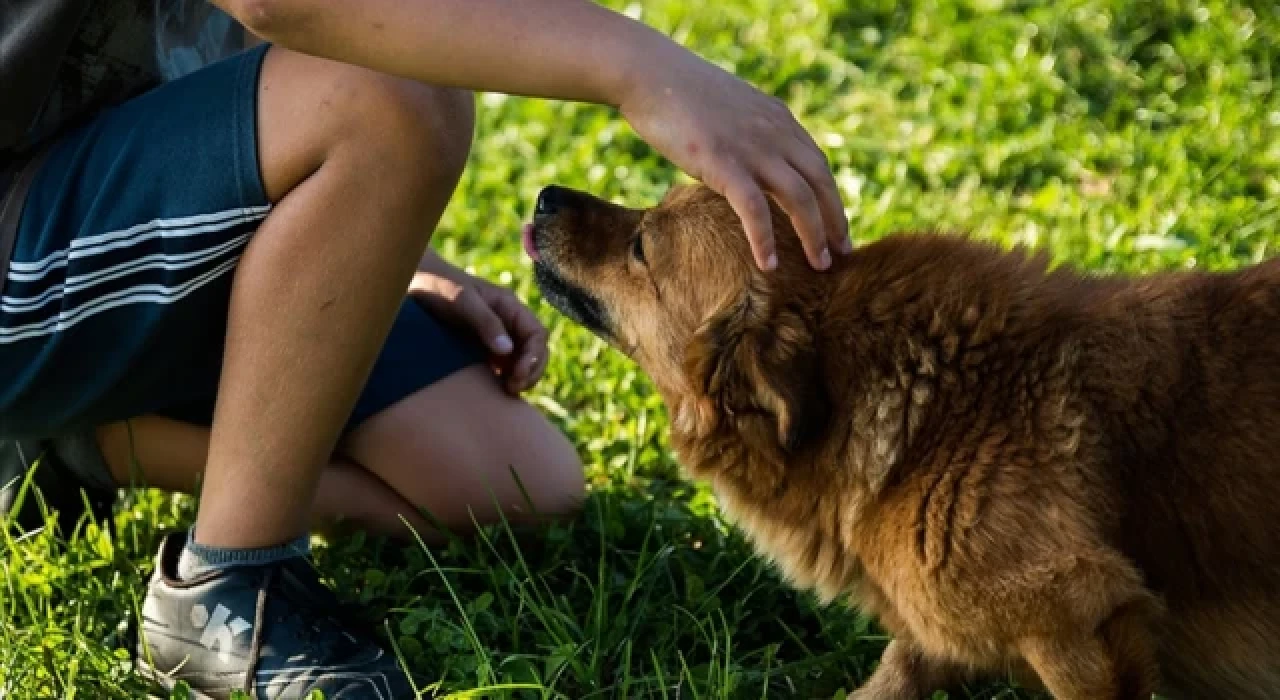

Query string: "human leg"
[339, 364, 585, 533]
[1, 40, 477, 696]
[94, 414, 427, 534]
[96, 375, 585, 543]
[135, 46, 475, 697]
[94, 300, 586, 541]
[191, 45, 475, 551]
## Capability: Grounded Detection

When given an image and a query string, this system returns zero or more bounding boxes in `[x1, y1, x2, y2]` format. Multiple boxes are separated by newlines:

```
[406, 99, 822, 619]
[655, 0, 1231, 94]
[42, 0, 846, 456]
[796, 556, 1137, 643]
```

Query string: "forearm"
[213, 0, 684, 107]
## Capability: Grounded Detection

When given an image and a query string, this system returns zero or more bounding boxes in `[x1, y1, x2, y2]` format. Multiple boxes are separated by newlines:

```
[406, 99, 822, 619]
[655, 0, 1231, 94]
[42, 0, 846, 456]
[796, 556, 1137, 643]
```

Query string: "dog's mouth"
[533, 263, 613, 339]
[521, 222, 540, 262]
[526, 223, 613, 339]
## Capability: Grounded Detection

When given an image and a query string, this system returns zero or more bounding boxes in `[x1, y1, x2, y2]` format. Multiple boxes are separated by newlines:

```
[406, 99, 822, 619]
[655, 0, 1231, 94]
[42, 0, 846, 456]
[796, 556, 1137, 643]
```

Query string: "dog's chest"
[711, 481, 863, 604]
[709, 461, 1016, 667]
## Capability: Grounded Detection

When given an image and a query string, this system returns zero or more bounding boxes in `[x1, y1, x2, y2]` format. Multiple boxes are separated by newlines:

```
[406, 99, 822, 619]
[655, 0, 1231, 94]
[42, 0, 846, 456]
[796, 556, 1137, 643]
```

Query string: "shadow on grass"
[311, 476, 1041, 700]
[1, 455, 1046, 699]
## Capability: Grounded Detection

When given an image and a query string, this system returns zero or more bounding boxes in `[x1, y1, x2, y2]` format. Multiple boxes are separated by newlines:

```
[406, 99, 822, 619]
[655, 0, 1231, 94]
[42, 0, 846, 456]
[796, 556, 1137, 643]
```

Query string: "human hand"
[617, 50, 850, 271]
[410, 260, 548, 395]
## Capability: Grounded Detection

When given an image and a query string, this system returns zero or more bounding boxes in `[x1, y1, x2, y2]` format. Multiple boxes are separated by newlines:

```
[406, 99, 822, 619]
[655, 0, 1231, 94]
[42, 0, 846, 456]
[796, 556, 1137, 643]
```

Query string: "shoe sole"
[133, 655, 431, 699]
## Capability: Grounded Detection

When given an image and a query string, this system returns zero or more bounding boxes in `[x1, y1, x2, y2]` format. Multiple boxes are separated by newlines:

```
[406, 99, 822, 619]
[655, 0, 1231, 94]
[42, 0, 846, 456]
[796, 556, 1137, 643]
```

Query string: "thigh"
[0, 45, 273, 439]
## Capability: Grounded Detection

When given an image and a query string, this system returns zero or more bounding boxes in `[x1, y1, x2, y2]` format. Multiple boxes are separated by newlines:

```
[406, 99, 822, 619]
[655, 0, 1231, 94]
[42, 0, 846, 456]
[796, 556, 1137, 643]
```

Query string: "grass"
[3, 0, 1278, 697]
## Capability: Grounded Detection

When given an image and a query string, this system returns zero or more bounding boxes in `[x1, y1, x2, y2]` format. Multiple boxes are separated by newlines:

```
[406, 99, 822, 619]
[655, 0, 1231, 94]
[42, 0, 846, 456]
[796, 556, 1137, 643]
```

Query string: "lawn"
[3, 0, 1278, 698]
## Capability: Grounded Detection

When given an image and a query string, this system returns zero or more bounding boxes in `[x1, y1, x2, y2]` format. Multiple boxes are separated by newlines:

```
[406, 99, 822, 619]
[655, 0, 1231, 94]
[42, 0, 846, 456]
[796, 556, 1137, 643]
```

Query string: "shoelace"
[242, 567, 273, 695]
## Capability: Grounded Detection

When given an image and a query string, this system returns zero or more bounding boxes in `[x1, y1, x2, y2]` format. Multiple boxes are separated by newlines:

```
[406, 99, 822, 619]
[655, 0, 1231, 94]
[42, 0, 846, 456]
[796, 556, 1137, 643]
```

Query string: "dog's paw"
[845, 672, 924, 700]
[847, 639, 973, 700]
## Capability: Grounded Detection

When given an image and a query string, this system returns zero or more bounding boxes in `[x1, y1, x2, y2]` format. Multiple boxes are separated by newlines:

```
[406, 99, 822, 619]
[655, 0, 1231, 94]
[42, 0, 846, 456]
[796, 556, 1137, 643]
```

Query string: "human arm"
[211, 0, 850, 270]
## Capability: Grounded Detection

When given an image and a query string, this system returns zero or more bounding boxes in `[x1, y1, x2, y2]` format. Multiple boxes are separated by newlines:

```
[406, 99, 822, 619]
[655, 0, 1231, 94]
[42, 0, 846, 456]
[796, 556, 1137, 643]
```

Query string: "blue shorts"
[0, 45, 486, 444]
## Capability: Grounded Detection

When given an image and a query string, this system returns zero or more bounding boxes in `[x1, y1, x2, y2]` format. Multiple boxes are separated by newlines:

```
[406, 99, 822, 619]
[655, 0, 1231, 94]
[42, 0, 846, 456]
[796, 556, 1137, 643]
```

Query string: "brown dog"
[525, 182, 1280, 699]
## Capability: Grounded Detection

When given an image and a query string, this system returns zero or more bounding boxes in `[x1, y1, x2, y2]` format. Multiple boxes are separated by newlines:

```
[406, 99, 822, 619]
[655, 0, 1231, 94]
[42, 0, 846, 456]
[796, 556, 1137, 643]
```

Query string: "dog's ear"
[684, 285, 830, 453]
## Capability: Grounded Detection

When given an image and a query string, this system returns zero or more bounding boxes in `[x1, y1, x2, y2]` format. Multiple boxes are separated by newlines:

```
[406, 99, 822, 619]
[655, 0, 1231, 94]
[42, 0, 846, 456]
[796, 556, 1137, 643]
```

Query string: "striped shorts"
[0, 44, 485, 447]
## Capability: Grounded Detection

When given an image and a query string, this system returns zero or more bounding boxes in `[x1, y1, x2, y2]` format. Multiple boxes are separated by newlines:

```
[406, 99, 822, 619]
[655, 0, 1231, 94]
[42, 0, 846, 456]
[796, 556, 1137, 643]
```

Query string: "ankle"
[177, 527, 311, 580]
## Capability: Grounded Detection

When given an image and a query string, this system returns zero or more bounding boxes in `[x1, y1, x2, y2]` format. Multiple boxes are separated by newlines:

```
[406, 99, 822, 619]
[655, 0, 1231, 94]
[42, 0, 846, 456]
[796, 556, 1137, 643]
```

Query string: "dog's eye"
[631, 233, 646, 264]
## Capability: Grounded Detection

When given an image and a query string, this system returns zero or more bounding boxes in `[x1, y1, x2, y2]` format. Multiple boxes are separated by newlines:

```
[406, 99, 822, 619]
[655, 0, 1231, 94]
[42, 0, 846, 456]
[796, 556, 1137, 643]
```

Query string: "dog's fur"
[529, 183, 1280, 699]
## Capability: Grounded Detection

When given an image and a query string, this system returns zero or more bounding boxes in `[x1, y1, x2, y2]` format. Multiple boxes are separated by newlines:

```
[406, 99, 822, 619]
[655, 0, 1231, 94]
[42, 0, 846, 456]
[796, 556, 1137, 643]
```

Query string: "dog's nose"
[535, 185, 569, 218]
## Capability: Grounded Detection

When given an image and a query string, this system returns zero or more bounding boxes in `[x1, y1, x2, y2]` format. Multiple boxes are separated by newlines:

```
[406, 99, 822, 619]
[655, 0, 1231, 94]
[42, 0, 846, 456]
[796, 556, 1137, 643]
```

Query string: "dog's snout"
[535, 186, 570, 219]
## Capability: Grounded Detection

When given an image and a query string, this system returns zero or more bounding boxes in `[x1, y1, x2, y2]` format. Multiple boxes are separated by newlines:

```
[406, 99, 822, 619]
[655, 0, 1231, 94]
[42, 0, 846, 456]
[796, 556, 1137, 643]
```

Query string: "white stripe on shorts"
[7, 205, 269, 281]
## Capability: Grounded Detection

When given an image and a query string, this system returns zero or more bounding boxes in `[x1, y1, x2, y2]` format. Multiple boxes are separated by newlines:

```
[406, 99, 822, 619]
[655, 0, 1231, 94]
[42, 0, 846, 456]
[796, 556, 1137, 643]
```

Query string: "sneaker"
[135, 532, 423, 699]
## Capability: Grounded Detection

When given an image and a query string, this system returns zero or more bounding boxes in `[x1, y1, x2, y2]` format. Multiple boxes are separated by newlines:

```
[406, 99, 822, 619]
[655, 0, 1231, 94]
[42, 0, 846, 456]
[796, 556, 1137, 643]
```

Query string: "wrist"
[587, 10, 689, 109]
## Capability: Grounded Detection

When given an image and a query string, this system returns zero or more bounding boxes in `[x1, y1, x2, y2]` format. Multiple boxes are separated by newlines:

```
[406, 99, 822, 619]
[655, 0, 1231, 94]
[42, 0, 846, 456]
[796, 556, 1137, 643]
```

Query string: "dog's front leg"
[848, 638, 976, 700]
[1017, 603, 1160, 700]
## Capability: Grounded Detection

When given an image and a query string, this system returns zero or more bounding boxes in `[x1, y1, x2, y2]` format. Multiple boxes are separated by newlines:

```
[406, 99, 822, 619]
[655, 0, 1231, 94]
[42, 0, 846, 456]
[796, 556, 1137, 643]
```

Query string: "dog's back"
[1077, 257, 1280, 698]
[829, 237, 1280, 698]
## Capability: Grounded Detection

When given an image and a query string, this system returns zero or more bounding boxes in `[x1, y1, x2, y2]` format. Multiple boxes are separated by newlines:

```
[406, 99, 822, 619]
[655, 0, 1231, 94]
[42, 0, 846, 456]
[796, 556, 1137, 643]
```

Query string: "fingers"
[482, 286, 550, 393]
[759, 160, 831, 270]
[621, 53, 847, 272]
[507, 348, 547, 395]
[446, 280, 514, 357]
[708, 128, 846, 272]
[789, 131, 851, 254]
[717, 165, 779, 271]
[511, 319, 548, 392]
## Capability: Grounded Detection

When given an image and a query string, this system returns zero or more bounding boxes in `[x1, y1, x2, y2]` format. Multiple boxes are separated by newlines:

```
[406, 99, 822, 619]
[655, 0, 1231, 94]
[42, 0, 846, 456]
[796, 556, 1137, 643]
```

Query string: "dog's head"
[526, 183, 831, 454]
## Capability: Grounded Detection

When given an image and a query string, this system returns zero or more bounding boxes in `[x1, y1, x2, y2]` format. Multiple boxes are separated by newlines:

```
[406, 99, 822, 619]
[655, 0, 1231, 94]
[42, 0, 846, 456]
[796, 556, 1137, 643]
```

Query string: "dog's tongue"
[522, 222, 540, 262]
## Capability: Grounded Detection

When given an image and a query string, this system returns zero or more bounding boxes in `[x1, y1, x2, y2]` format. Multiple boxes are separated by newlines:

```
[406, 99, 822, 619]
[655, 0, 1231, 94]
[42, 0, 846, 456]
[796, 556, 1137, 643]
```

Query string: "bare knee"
[506, 423, 585, 520]
[458, 405, 585, 523]
[256, 47, 475, 202]
[350, 78, 475, 184]
[341, 367, 587, 530]
[324, 65, 474, 181]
